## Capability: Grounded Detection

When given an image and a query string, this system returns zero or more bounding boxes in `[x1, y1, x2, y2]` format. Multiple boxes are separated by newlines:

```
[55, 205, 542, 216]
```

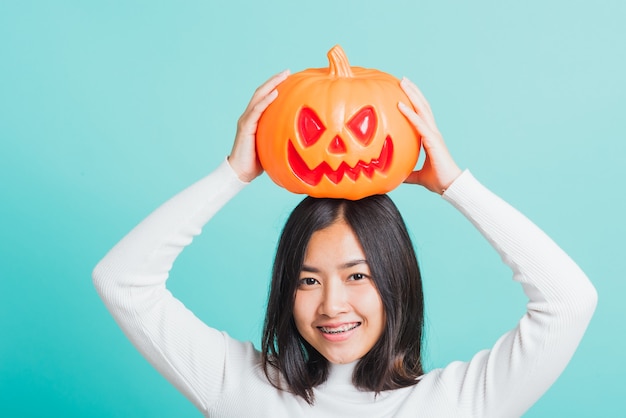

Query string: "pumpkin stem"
[327, 45, 354, 78]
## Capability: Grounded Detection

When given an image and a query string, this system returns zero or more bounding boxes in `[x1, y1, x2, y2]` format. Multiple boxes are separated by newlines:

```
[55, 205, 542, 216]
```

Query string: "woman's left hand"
[398, 78, 462, 194]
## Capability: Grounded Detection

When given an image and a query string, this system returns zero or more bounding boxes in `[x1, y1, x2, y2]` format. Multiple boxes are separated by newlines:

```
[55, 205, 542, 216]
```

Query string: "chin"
[322, 351, 362, 365]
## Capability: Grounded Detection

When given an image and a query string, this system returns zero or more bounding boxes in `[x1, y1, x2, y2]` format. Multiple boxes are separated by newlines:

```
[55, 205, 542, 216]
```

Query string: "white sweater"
[93, 160, 597, 417]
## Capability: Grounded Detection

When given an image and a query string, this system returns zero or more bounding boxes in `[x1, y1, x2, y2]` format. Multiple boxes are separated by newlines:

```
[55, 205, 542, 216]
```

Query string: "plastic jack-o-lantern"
[256, 45, 420, 200]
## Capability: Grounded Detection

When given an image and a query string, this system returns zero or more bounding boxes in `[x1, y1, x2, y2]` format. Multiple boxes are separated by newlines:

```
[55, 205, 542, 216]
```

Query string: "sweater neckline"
[325, 361, 358, 387]
[317, 361, 399, 404]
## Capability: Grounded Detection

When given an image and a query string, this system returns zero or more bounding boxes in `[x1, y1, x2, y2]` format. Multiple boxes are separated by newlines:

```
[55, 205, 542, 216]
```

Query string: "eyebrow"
[300, 259, 368, 273]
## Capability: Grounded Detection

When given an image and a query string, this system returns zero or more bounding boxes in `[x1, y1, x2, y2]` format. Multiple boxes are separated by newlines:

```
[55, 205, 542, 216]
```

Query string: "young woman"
[93, 71, 597, 417]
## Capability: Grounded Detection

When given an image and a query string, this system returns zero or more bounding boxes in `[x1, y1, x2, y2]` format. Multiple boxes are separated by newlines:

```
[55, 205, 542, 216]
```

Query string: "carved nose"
[328, 135, 347, 154]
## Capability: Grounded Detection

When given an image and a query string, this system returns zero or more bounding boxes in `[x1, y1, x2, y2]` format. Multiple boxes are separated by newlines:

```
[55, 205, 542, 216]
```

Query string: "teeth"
[319, 323, 359, 334]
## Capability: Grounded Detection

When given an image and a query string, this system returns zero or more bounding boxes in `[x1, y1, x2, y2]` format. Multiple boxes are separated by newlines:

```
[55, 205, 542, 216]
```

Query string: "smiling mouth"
[288, 137, 393, 186]
[318, 322, 361, 334]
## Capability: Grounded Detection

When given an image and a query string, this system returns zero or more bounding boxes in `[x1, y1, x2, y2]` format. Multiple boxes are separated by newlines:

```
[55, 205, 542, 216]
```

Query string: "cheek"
[293, 291, 315, 330]
[358, 286, 385, 328]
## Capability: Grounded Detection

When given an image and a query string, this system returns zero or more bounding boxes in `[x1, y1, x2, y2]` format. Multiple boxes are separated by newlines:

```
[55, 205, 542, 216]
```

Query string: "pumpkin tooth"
[344, 166, 360, 181]
[325, 164, 344, 184]
[360, 161, 375, 178]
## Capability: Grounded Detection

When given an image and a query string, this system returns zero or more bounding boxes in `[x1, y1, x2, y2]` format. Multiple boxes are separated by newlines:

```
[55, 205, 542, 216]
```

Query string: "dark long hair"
[261, 194, 425, 404]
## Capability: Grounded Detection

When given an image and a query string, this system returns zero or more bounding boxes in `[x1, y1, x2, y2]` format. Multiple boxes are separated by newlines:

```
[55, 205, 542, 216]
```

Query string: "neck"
[326, 361, 358, 387]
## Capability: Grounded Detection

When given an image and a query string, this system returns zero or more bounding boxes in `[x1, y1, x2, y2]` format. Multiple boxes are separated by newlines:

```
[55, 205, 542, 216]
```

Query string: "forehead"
[304, 220, 367, 265]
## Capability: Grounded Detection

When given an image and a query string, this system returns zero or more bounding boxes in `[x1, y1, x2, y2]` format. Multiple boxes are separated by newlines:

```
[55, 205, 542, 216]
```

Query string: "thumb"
[404, 170, 423, 185]
[403, 155, 431, 186]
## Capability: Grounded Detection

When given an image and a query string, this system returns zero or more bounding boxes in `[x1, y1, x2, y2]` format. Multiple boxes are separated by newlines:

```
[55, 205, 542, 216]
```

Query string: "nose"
[319, 279, 349, 317]
[327, 135, 347, 154]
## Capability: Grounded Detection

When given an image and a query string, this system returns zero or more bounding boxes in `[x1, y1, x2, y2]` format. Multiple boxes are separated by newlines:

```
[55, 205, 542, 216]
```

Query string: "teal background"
[1, 0, 623, 416]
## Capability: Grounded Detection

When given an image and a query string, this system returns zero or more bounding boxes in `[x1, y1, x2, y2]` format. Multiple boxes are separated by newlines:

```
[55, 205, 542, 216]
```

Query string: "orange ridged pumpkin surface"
[256, 45, 420, 200]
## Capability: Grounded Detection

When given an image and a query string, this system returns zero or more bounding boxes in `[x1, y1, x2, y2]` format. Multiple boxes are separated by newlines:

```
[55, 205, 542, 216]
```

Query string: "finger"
[402, 86, 435, 129]
[399, 101, 452, 168]
[404, 153, 431, 185]
[398, 101, 436, 139]
[400, 77, 431, 112]
[248, 89, 279, 122]
[237, 88, 278, 136]
[400, 78, 436, 126]
[249, 69, 290, 107]
[398, 98, 441, 148]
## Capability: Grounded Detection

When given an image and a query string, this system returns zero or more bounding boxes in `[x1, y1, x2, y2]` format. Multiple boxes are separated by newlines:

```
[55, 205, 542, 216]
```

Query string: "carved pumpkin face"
[257, 45, 420, 200]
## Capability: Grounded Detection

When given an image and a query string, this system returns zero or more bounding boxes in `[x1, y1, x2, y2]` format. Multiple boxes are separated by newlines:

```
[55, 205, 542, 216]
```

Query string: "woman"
[93, 71, 597, 417]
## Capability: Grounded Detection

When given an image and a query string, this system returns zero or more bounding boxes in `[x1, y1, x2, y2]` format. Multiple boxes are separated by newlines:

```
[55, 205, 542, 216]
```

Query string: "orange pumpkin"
[256, 45, 420, 200]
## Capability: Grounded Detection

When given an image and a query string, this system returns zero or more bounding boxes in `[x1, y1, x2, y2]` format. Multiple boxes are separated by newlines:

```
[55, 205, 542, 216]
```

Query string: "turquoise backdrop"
[1, 1, 624, 416]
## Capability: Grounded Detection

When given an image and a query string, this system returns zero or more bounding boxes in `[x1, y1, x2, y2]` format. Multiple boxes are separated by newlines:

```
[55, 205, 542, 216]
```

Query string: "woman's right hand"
[228, 70, 290, 183]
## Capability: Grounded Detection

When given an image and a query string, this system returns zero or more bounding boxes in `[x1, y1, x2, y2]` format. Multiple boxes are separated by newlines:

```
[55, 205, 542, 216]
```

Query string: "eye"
[347, 106, 377, 145]
[298, 107, 326, 147]
[348, 273, 367, 281]
[299, 277, 320, 287]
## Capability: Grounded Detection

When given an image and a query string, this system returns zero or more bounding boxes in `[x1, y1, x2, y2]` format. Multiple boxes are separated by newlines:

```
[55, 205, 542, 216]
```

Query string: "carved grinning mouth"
[288, 136, 393, 186]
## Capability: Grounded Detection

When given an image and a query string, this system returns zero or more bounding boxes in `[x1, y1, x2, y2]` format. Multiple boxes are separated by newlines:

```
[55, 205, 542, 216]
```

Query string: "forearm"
[93, 159, 246, 290]
[443, 170, 597, 317]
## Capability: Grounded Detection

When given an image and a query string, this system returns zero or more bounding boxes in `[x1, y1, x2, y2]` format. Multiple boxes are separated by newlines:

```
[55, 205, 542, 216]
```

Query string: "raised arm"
[92, 70, 289, 412]
[398, 79, 597, 416]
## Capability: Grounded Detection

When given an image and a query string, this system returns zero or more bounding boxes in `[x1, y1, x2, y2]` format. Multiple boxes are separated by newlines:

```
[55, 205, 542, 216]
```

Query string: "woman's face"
[293, 219, 385, 364]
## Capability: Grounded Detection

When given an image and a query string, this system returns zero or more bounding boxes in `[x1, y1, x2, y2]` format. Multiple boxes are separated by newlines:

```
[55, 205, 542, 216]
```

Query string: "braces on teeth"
[320, 324, 359, 334]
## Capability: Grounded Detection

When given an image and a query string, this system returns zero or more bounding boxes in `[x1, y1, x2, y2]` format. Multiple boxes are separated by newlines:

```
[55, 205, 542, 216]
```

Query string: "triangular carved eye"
[347, 106, 376, 145]
[298, 107, 326, 147]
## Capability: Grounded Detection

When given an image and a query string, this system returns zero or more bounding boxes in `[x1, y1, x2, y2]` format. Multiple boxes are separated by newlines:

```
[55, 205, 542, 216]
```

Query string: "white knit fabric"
[93, 160, 597, 417]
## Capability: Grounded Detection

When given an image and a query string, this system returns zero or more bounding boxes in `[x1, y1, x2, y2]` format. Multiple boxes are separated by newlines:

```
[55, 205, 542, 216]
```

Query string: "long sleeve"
[92, 164, 598, 417]
[92, 159, 249, 412]
[430, 170, 598, 417]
